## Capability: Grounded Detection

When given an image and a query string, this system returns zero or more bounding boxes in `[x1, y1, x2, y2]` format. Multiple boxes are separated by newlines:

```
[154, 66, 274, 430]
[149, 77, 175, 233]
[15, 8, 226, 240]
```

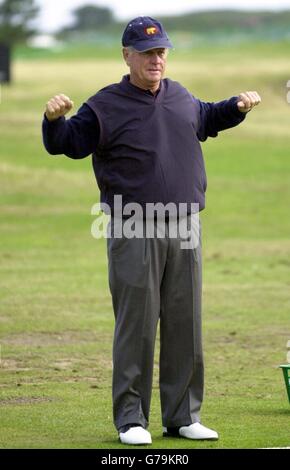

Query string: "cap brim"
[132, 38, 173, 52]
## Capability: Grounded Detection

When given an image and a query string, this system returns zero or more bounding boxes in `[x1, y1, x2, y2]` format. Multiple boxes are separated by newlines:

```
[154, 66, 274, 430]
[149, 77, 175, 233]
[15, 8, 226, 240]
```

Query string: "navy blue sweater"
[42, 75, 246, 213]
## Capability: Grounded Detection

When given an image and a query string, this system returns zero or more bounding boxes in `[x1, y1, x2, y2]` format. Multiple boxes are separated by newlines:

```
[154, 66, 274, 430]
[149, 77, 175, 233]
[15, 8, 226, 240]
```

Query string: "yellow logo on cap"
[145, 26, 158, 35]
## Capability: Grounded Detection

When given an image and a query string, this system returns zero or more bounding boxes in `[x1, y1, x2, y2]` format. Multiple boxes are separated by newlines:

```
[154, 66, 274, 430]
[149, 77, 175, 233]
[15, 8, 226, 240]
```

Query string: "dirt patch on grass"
[0, 396, 56, 406]
[0, 315, 10, 322]
[52, 358, 77, 370]
[1, 330, 101, 347]
[1, 359, 32, 371]
[206, 240, 290, 259]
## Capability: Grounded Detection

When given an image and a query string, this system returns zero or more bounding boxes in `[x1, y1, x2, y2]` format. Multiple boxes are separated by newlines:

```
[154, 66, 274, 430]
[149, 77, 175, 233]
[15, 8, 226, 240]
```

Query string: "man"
[42, 17, 261, 445]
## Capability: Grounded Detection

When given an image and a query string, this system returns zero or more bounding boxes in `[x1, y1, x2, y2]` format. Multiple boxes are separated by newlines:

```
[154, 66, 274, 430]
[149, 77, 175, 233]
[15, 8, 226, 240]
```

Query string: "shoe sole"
[119, 437, 152, 445]
[163, 432, 218, 441]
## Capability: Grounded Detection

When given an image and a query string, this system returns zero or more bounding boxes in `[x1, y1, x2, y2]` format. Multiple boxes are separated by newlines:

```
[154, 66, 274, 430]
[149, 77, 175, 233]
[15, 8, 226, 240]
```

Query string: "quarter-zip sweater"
[42, 74, 246, 213]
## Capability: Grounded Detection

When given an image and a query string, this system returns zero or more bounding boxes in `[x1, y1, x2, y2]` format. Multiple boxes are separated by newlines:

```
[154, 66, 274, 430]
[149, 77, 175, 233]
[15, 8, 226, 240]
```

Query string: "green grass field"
[0, 42, 290, 449]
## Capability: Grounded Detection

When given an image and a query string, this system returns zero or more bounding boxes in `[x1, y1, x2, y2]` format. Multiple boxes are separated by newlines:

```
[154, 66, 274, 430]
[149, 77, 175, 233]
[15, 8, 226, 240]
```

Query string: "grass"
[0, 42, 290, 449]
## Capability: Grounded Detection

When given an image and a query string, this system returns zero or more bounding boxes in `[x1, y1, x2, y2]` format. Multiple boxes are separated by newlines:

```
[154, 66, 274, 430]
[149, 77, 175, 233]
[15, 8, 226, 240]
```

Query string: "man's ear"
[122, 48, 131, 66]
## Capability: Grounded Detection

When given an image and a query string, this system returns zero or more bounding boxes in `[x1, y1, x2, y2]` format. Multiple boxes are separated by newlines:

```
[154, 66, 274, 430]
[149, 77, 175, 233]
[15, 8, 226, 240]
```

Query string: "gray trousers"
[107, 216, 204, 431]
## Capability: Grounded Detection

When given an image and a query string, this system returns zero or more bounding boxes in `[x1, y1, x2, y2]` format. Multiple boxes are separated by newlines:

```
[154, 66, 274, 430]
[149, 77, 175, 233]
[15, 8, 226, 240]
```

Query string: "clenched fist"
[237, 91, 261, 113]
[45, 94, 74, 121]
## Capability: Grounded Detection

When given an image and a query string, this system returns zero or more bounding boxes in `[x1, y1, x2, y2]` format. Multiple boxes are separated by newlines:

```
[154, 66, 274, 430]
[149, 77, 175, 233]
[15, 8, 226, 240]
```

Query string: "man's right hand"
[45, 94, 74, 121]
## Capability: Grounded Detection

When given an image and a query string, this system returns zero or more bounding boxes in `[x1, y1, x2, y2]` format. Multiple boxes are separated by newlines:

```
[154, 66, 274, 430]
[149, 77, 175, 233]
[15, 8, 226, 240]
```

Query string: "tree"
[59, 4, 114, 36]
[0, 0, 39, 45]
[74, 5, 113, 30]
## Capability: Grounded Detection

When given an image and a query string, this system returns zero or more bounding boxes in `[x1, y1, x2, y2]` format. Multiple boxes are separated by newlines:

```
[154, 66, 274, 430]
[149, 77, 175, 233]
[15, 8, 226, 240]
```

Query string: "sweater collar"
[120, 74, 164, 100]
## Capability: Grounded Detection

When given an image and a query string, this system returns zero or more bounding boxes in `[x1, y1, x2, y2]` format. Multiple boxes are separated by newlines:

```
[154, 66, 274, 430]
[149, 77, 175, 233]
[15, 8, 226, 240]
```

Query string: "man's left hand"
[237, 91, 261, 113]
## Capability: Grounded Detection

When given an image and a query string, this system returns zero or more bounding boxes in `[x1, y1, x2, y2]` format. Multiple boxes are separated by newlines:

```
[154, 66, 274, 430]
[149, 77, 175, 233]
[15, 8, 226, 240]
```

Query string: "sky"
[36, 0, 290, 33]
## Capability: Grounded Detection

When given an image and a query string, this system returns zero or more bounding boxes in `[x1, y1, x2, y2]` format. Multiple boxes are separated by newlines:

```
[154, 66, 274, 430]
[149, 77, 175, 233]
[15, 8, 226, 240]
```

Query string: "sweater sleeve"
[42, 103, 100, 159]
[197, 96, 246, 142]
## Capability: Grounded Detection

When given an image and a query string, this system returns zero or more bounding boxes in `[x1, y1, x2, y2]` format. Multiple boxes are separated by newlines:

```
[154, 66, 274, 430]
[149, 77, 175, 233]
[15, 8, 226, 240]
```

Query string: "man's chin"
[146, 72, 162, 83]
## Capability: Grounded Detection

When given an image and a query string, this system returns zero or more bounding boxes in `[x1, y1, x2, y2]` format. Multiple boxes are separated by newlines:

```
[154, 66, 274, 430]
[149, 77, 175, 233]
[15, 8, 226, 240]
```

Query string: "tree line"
[1, 0, 290, 47]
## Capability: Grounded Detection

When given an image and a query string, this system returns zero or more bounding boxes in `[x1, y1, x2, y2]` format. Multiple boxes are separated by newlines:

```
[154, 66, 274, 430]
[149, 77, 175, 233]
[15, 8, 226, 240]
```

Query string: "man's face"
[123, 48, 168, 89]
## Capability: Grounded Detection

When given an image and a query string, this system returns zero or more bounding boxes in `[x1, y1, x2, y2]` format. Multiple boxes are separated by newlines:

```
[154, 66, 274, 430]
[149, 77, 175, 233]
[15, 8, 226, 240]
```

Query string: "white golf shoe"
[163, 422, 218, 440]
[119, 426, 152, 445]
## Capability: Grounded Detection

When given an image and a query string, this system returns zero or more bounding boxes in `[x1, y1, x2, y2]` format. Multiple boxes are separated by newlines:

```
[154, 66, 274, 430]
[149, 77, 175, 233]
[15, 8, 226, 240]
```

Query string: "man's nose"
[150, 53, 162, 64]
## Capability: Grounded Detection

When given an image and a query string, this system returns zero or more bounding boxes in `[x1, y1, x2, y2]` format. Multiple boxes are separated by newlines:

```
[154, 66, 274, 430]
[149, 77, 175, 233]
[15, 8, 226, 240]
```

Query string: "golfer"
[42, 17, 261, 445]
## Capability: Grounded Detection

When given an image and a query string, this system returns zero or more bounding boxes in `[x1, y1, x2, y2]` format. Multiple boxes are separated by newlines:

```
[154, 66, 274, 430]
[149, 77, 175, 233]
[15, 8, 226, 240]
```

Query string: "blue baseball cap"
[122, 16, 173, 52]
